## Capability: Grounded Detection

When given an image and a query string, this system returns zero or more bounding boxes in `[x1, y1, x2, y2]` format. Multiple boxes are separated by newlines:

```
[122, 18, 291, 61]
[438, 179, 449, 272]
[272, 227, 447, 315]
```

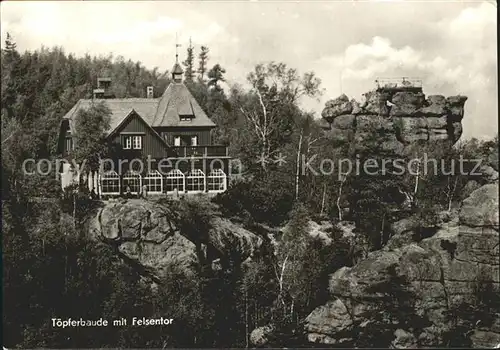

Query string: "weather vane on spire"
[175, 32, 181, 63]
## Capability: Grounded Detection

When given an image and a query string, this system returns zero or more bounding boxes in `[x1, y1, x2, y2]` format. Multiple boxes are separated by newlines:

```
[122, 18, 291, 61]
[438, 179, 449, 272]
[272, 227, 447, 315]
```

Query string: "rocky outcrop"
[250, 325, 275, 347]
[89, 199, 263, 280]
[304, 182, 499, 347]
[322, 94, 352, 122]
[321, 87, 467, 154]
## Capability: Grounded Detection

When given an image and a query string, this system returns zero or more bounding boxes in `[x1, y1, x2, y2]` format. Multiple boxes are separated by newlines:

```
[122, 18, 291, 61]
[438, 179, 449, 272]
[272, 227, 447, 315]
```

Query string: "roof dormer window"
[172, 63, 184, 83]
[180, 115, 193, 121]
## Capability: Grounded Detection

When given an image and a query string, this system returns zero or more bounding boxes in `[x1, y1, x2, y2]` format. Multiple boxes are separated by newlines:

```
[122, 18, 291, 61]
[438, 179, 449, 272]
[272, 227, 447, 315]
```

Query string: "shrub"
[214, 171, 294, 226]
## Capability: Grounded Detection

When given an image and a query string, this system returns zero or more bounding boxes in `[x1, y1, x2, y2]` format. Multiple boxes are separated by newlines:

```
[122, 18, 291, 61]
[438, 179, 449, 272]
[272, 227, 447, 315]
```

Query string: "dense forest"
[2, 33, 499, 348]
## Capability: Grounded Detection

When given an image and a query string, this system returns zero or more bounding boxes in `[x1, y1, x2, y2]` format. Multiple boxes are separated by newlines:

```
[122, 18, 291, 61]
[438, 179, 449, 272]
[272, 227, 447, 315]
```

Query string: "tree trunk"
[413, 160, 420, 207]
[337, 175, 346, 221]
[320, 182, 327, 216]
[295, 132, 303, 201]
[448, 177, 459, 212]
[245, 287, 249, 348]
[279, 255, 288, 296]
[380, 213, 385, 247]
[73, 193, 76, 230]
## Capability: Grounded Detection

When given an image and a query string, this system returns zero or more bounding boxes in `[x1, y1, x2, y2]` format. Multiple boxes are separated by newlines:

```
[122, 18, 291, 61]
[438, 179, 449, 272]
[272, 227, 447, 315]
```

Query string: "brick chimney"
[93, 77, 115, 99]
[146, 86, 154, 99]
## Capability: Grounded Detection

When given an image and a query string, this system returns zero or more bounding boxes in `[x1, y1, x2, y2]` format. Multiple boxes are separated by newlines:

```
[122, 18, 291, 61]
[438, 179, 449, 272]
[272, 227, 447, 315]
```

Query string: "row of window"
[67, 134, 204, 154]
[68, 134, 201, 153]
[100, 169, 226, 194]
[122, 135, 199, 149]
[123, 135, 142, 149]
[173, 135, 197, 146]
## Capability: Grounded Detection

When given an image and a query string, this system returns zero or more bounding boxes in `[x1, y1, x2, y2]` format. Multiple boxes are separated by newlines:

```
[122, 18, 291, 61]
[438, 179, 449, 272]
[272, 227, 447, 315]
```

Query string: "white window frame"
[191, 135, 198, 146]
[100, 171, 120, 195]
[123, 170, 142, 194]
[186, 169, 205, 193]
[132, 136, 142, 149]
[66, 138, 73, 153]
[124, 136, 132, 149]
[144, 170, 163, 194]
[207, 169, 227, 193]
[174, 136, 181, 146]
[165, 169, 185, 193]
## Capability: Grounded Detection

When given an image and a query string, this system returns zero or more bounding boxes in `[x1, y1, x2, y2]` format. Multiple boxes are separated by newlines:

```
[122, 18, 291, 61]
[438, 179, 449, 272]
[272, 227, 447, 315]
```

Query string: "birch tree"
[238, 62, 322, 171]
[273, 204, 309, 321]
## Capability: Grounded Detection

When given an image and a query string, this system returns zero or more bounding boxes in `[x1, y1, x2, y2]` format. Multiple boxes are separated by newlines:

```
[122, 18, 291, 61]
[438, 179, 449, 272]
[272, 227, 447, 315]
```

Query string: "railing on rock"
[375, 77, 423, 90]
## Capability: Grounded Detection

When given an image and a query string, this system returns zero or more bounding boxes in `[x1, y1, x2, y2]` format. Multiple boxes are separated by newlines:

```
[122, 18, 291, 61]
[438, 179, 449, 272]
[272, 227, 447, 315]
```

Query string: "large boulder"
[393, 116, 428, 143]
[351, 99, 362, 114]
[89, 199, 263, 280]
[250, 325, 274, 347]
[307, 220, 334, 245]
[362, 90, 391, 116]
[323, 128, 353, 144]
[446, 95, 468, 121]
[89, 200, 196, 279]
[459, 183, 499, 227]
[425, 116, 448, 129]
[356, 114, 393, 132]
[391, 329, 418, 348]
[390, 91, 426, 117]
[331, 114, 355, 130]
[477, 165, 499, 185]
[209, 217, 263, 261]
[322, 94, 353, 122]
[419, 95, 447, 117]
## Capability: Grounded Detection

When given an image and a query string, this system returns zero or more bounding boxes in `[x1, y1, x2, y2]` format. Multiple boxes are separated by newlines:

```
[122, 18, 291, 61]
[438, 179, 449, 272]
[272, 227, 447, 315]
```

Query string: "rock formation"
[304, 181, 499, 347]
[321, 87, 467, 155]
[88, 199, 263, 280]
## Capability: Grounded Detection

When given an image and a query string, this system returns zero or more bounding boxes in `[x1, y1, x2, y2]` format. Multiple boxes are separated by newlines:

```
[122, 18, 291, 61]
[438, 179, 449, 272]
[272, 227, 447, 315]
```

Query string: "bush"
[214, 171, 294, 226]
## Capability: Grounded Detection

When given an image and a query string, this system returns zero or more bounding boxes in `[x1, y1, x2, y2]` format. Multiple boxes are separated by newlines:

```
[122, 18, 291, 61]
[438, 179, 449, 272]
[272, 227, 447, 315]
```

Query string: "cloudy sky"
[1, 0, 497, 139]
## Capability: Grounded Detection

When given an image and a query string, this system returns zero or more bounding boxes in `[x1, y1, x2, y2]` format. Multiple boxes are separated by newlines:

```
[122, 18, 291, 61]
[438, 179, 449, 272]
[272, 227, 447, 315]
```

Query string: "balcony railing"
[171, 145, 229, 158]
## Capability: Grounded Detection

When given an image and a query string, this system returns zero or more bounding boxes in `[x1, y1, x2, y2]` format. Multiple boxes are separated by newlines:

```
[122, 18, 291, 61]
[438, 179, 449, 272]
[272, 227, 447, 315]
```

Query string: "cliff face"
[321, 89, 467, 154]
[88, 199, 263, 281]
[304, 181, 499, 348]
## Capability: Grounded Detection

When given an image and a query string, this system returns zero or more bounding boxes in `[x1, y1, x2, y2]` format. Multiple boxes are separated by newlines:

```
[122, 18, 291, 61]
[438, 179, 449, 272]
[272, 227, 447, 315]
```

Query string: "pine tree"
[197, 46, 209, 81]
[207, 64, 226, 91]
[183, 38, 195, 84]
[1, 32, 21, 120]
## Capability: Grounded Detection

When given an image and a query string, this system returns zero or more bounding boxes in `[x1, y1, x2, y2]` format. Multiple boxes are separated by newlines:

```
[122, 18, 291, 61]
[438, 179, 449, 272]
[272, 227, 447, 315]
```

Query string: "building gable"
[108, 109, 174, 158]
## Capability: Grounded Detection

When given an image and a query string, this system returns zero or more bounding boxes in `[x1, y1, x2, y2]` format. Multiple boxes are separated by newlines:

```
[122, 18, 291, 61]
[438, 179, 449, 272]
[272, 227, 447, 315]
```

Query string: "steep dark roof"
[63, 98, 159, 135]
[62, 82, 216, 135]
[153, 83, 216, 128]
[172, 63, 184, 74]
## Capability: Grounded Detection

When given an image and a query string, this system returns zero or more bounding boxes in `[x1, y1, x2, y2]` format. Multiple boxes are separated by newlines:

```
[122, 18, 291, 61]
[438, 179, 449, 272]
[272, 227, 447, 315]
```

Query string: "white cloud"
[97, 16, 184, 44]
[312, 2, 496, 139]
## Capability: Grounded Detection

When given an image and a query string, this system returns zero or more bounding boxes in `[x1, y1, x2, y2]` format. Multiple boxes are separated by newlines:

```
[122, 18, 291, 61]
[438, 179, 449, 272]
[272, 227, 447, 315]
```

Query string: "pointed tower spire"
[172, 33, 183, 83]
[175, 32, 181, 63]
